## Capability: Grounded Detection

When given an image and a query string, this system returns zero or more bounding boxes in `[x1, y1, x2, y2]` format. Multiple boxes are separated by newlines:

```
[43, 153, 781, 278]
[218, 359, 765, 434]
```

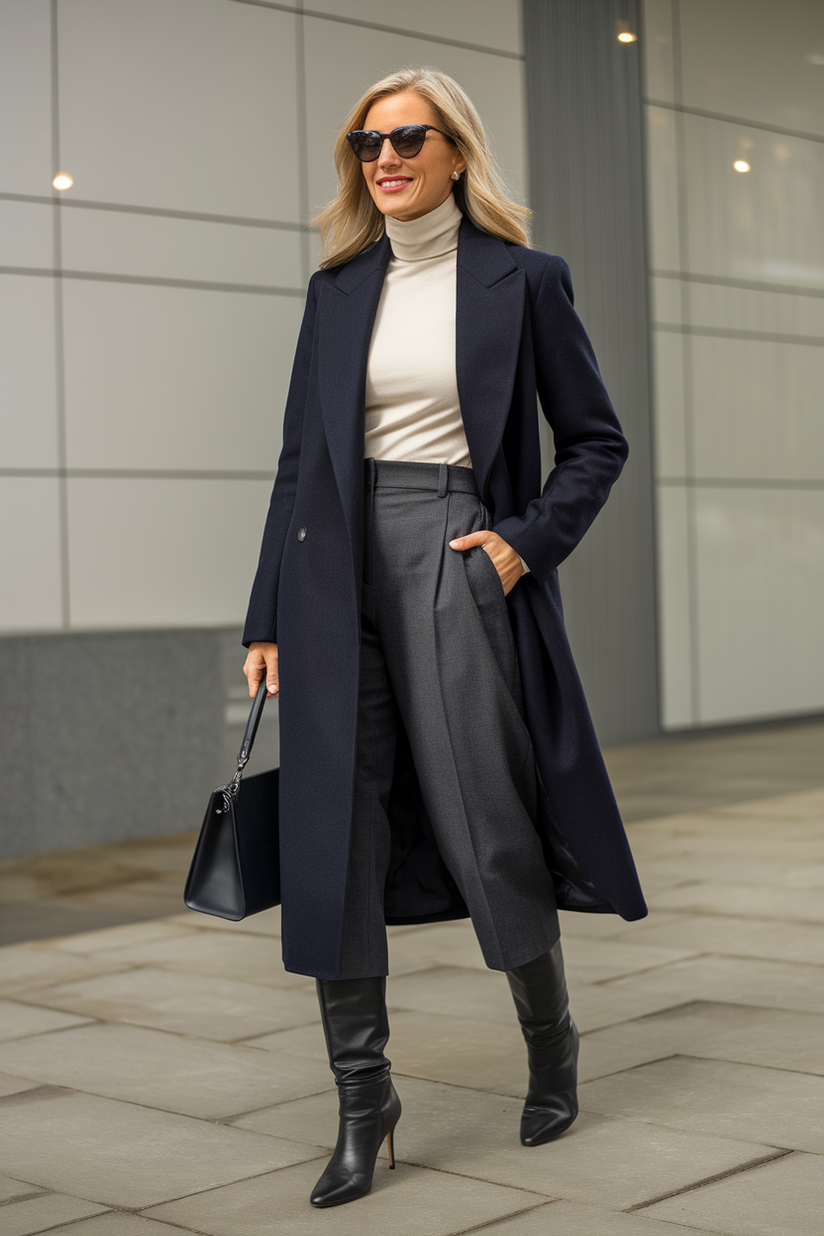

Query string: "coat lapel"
[456, 220, 525, 497]
[317, 235, 391, 559]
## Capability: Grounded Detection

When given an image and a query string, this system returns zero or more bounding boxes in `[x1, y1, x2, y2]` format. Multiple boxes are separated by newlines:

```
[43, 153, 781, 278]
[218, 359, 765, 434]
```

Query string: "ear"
[454, 154, 467, 177]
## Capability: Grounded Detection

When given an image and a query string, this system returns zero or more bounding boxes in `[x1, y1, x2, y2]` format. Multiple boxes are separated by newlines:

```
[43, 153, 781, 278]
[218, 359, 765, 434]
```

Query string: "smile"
[376, 178, 413, 191]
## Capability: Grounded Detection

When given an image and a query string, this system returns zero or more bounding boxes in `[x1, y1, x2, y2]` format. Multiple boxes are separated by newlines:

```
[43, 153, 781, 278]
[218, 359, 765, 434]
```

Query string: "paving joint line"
[625, 1147, 795, 1211]
[0, 1187, 51, 1207]
[444, 1198, 559, 1236]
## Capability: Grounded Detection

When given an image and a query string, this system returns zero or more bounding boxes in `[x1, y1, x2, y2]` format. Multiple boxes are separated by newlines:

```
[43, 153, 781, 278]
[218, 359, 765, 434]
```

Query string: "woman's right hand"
[243, 641, 279, 698]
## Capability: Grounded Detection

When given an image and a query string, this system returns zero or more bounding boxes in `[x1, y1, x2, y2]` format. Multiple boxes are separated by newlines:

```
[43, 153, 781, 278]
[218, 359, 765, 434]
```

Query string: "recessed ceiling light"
[53, 172, 74, 191]
[733, 160, 750, 173]
[617, 20, 637, 43]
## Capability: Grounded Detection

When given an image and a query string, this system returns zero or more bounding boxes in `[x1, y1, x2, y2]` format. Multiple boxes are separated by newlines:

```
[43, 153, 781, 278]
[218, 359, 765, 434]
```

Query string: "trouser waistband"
[364, 458, 479, 498]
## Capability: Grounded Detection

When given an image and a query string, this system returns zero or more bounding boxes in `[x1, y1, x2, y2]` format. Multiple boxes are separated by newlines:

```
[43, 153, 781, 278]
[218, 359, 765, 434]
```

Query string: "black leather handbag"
[184, 677, 280, 920]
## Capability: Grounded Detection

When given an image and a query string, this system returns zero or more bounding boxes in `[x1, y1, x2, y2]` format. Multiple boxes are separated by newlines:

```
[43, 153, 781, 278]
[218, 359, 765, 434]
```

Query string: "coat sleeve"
[492, 256, 628, 586]
[242, 274, 319, 647]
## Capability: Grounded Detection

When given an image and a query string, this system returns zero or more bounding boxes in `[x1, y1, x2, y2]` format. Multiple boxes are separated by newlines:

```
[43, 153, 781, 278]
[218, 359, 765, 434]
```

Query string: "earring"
[451, 171, 460, 181]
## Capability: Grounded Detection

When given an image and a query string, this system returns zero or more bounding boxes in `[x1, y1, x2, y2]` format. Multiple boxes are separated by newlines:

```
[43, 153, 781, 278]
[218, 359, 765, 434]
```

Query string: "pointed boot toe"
[309, 1079, 400, 1208]
[520, 1019, 579, 1146]
[520, 1092, 579, 1145]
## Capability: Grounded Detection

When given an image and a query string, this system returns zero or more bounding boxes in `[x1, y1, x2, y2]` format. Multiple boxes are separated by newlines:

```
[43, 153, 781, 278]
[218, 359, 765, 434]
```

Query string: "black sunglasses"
[346, 124, 449, 162]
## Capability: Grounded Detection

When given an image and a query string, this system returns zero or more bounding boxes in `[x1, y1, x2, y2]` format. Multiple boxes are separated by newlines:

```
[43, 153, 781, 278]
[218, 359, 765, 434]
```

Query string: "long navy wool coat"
[243, 216, 647, 978]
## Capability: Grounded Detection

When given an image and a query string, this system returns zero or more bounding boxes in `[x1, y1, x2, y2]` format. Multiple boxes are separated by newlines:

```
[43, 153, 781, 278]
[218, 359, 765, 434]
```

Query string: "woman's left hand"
[448, 530, 525, 596]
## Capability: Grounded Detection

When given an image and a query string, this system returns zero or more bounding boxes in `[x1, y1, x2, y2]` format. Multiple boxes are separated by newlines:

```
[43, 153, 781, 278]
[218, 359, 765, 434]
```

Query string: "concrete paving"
[1, 784, 823, 1232]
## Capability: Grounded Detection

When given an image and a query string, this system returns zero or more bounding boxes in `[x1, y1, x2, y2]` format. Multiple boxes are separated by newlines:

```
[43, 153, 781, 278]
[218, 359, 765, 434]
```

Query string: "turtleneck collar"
[384, 192, 462, 262]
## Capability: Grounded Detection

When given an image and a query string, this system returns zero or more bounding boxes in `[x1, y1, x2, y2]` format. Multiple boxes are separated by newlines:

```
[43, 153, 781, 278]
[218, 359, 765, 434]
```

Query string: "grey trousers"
[339, 459, 560, 979]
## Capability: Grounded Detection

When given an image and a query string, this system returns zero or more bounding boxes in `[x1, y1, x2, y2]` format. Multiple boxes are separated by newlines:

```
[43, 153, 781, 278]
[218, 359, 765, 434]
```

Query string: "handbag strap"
[229, 677, 269, 793]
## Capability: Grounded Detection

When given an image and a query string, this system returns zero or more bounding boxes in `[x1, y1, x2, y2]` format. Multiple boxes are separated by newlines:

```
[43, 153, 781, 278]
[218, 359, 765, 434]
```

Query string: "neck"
[384, 193, 462, 262]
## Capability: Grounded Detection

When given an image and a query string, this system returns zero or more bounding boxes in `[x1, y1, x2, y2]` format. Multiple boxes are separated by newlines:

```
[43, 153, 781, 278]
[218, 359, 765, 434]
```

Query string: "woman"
[243, 67, 646, 1208]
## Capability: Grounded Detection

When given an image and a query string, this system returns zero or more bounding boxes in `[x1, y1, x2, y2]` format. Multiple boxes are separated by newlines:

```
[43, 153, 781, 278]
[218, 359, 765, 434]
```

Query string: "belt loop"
[437, 462, 448, 498]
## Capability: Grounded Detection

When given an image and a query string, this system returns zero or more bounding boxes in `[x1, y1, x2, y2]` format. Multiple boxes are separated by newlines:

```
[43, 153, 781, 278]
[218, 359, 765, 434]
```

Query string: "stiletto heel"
[387, 1128, 396, 1169]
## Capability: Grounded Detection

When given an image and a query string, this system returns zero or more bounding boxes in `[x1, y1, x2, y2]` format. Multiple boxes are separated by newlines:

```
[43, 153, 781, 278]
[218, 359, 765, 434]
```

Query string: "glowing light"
[618, 31, 637, 42]
[52, 172, 74, 191]
[733, 160, 750, 173]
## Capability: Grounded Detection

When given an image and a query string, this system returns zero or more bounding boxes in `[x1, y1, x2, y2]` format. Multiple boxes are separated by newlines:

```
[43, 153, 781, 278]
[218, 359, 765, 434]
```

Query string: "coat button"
[297, 526, 306, 542]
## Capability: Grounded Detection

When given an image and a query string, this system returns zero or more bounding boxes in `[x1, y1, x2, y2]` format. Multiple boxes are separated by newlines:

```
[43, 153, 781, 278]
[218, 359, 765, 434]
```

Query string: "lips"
[376, 177, 413, 192]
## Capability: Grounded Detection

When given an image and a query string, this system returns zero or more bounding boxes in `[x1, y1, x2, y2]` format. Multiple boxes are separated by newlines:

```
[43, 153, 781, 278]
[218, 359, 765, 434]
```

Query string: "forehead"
[363, 90, 438, 130]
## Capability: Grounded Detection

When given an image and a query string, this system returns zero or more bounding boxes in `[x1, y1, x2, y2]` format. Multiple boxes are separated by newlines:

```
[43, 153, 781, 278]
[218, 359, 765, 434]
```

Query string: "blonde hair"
[313, 66, 531, 268]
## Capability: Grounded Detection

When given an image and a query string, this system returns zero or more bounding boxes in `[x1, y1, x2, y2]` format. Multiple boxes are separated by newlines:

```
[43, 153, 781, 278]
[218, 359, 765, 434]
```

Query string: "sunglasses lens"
[391, 126, 427, 158]
[347, 131, 382, 161]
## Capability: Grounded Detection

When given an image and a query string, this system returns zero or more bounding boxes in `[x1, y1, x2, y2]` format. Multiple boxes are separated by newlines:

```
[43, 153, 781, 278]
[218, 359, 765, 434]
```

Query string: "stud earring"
[451, 171, 460, 181]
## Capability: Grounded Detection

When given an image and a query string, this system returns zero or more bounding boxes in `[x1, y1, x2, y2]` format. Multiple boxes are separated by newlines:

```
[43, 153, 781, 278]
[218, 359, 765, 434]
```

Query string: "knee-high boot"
[506, 941, 579, 1146]
[310, 977, 402, 1208]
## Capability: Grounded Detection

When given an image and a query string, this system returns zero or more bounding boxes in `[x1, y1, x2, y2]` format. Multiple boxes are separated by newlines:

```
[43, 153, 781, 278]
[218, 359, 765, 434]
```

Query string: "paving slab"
[169, 905, 282, 936]
[387, 964, 520, 1025]
[643, 1150, 824, 1235]
[561, 936, 699, 982]
[58, 880, 186, 916]
[580, 1055, 824, 1152]
[612, 912, 824, 965]
[94, 929, 309, 990]
[0, 997, 91, 1041]
[595, 954, 824, 1015]
[19, 966, 319, 1040]
[635, 853, 824, 889]
[471, 1199, 724, 1234]
[385, 920, 490, 972]
[52, 920, 195, 955]
[145, 1156, 545, 1235]
[0, 1191, 107, 1235]
[0, 1022, 334, 1119]
[234, 1076, 776, 1210]
[30, 1217, 184, 1235]
[716, 788, 824, 819]
[0, 1072, 43, 1098]
[628, 831, 824, 862]
[647, 881, 824, 923]
[0, 1174, 45, 1202]
[579, 1000, 824, 1080]
[247, 1009, 529, 1097]
[0, 942, 128, 995]
[0, 1088, 325, 1208]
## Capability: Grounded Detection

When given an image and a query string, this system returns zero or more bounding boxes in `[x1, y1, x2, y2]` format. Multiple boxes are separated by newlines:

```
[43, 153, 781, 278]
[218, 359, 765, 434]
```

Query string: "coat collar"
[318, 219, 525, 559]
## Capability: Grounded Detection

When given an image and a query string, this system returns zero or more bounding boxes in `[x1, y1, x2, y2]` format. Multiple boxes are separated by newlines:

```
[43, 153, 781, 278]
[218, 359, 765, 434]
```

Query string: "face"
[358, 90, 466, 222]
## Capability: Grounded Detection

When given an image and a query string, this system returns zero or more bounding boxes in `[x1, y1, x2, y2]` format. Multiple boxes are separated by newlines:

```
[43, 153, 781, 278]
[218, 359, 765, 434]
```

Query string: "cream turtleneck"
[364, 193, 471, 468]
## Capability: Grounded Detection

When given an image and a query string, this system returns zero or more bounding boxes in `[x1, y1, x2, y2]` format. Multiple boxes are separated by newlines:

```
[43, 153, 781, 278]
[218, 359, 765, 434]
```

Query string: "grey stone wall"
[522, 0, 659, 746]
[0, 628, 279, 859]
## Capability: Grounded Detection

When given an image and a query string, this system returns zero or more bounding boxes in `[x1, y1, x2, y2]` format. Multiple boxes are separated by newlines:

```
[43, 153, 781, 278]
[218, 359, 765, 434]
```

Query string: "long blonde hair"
[314, 66, 531, 269]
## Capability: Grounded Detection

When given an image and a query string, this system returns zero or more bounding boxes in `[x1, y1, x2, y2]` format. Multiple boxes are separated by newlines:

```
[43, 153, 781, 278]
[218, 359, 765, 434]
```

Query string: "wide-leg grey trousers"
[340, 459, 560, 979]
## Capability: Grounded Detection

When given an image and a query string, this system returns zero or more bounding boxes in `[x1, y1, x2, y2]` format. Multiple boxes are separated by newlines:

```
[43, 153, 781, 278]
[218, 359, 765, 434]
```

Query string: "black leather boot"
[310, 976, 401, 1208]
[506, 941, 579, 1146]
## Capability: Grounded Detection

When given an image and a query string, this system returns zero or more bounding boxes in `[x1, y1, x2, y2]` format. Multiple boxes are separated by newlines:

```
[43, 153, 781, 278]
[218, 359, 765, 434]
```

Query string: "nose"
[377, 137, 401, 168]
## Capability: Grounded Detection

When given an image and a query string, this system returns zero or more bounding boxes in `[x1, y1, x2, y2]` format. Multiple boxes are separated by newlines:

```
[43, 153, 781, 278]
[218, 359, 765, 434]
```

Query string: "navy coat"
[243, 217, 647, 978]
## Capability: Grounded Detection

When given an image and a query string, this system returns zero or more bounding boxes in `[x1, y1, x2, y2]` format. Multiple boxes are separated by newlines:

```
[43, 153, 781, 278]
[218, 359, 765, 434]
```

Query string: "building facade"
[1, 0, 822, 856]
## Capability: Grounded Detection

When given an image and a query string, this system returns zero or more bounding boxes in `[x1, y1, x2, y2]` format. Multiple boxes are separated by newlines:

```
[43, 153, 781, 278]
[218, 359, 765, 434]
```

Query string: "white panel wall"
[643, 0, 824, 726]
[0, 0, 525, 635]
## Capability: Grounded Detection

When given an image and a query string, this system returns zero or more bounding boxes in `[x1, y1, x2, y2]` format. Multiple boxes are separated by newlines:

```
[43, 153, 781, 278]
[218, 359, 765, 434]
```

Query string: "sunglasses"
[346, 124, 449, 162]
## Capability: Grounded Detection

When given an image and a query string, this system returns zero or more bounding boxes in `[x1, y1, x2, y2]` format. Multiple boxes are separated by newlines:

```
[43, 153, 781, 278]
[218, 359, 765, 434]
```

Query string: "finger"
[266, 652, 279, 696]
[448, 531, 487, 551]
